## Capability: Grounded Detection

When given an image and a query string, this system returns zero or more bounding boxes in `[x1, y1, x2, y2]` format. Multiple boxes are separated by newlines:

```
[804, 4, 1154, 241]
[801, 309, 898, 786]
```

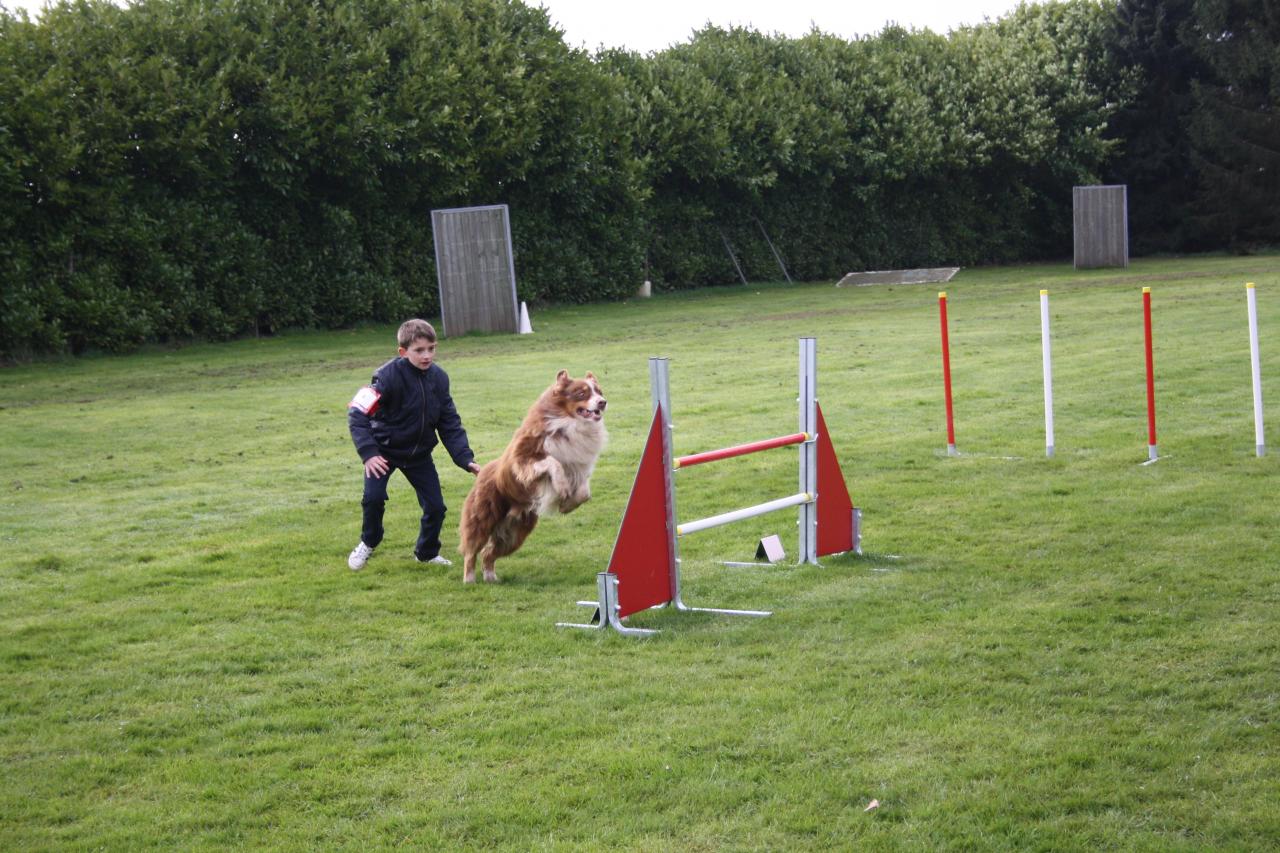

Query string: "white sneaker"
[348, 541, 375, 571]
[415, 554, 452, 566]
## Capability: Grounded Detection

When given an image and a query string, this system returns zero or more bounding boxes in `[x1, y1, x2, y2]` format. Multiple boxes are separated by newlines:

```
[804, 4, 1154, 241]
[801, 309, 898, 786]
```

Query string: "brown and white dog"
[458, 370, 607, 583]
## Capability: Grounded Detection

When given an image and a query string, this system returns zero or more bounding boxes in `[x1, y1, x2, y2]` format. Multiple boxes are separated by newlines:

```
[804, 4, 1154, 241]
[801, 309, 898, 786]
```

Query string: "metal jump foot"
[673, 594, 771, 618]
[556, 573, 659, 637]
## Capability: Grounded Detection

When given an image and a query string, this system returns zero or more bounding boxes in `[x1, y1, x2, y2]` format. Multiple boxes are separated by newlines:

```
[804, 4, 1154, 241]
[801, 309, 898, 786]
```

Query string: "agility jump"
[559, 337, 861, 636]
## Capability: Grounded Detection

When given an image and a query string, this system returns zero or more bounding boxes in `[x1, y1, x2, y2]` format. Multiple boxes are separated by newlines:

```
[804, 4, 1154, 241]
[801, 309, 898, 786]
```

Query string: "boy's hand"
[467, 462, 482, 475]
[364, 455, 390, 478]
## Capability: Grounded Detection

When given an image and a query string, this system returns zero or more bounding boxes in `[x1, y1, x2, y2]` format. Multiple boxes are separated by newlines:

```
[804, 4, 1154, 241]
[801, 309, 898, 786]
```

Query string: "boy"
[347, 319, 481, 571]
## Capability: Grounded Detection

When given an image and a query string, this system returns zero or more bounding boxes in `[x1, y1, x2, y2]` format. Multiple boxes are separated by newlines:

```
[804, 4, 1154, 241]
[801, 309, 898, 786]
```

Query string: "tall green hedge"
[609, 3, 1121, 288]
[1, 0, 1124, 356]
[1, 0, 645, 355]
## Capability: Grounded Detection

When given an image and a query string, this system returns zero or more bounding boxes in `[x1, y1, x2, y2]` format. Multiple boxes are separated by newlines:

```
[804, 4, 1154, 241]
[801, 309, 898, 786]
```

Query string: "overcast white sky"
[539, 0, 1030, 53]
[5, 0, 1031, 50]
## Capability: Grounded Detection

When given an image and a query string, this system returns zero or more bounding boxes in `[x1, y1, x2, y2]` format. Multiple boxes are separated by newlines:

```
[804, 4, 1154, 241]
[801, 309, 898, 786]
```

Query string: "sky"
[538, 0, 1030, 53]
[4, 0, 1031, 50]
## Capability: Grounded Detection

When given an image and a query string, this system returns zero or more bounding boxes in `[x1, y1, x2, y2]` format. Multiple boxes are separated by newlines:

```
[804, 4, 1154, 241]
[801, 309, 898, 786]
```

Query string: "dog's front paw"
[552, 475, 572, 501]
[559, 486, 590, 513]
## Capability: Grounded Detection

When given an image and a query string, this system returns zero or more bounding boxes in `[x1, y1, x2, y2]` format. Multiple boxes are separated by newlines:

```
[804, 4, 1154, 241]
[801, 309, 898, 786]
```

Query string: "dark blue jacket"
[348, 357, 475, 470]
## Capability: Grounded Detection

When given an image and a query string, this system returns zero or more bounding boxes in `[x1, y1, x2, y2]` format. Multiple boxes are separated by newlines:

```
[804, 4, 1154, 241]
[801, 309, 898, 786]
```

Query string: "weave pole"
[1040, 289, 1055, 458]
[1246, 282, 1265, 457]
[939, 292, 958, 456]
[1142, 287, 1158, 463]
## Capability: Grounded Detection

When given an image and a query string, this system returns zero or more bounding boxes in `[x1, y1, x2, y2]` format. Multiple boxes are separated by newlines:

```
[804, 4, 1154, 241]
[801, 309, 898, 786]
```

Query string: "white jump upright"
[559, 337, 860, 636]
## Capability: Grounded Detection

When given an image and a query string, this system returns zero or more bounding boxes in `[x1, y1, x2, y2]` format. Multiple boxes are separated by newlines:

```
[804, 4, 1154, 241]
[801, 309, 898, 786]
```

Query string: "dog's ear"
[555, 369, 570, 387]
[585, 371, 596, 382]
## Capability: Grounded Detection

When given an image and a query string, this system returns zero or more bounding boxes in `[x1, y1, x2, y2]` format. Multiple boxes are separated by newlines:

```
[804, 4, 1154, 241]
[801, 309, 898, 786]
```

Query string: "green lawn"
[2, 255, 1278, 850]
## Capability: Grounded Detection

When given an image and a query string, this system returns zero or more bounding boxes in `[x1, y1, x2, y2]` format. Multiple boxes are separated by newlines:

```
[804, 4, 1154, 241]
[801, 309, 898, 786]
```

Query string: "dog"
[458, 370, 607, 583]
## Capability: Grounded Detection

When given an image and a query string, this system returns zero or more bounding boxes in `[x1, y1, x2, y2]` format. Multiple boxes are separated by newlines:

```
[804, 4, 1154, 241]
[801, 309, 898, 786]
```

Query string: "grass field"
[2, 255, 1278, 850]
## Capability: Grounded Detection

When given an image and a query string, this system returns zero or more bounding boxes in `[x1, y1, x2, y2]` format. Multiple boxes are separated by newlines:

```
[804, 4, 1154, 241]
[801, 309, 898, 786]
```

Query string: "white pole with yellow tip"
[1040, 289, 1055, 458]
[1246, 283, 1265, 457]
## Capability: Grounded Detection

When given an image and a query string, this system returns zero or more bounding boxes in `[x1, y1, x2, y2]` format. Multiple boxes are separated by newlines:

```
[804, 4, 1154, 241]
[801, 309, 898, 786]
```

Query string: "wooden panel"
[431, 204, 519, 336]
[1073, 185, 1129, 269]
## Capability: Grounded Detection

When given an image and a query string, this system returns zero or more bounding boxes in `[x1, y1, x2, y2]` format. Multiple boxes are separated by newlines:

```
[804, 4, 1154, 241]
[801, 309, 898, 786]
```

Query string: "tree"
[1186, 0, 1280, 248]
[1105, 0, 1209, 252]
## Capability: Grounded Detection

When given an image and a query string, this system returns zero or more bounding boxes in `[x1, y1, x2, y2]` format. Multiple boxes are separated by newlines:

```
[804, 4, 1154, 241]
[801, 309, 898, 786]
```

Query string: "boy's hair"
[397, 319, 437, 348]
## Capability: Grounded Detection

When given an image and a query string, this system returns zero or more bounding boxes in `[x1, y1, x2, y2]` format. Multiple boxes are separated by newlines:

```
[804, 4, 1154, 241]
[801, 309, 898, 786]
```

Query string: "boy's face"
[399, 337, 437, 370]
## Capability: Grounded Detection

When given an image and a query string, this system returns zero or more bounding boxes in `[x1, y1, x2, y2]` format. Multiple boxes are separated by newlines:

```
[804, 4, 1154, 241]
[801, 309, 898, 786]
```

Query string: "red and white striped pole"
[674, 432, 809, 468]
[939, 291, 957, 456]
[1246, 282, 1265, 457]
[1142, 287, 1158, 463]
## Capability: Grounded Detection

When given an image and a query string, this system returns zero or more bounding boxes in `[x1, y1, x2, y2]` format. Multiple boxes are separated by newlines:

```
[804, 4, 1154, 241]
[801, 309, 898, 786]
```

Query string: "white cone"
[518, 301, 533, 334]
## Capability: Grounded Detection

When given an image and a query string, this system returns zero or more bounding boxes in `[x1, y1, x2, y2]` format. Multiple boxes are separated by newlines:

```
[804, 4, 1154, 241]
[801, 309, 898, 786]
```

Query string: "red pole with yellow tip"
[939, 291, 958, 456]
[1142, 287, 1158, 463]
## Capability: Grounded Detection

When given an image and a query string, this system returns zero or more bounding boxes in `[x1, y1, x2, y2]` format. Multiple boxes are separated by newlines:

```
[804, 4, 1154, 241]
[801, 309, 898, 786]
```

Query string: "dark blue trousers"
[360, 457, 446, 560]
